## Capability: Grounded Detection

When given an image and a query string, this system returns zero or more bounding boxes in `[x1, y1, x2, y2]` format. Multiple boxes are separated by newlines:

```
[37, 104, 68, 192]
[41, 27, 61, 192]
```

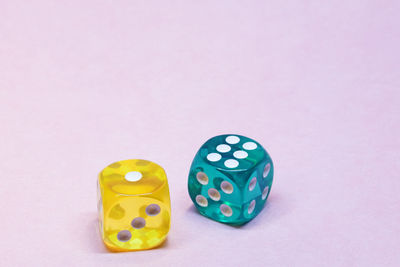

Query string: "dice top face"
[100, 159, 168, 196]
[201, 135, 267, 172]
[98, 159, 171, 251]
[188, 134, 274, 225]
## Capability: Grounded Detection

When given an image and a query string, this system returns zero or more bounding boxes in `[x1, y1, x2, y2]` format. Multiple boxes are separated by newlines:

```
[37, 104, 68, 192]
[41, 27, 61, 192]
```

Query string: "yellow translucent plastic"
[98, 159, 171, 251]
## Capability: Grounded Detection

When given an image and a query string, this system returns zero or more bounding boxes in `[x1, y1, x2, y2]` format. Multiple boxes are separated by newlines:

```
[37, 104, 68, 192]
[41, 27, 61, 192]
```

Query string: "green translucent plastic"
[188, 134, 274, 225]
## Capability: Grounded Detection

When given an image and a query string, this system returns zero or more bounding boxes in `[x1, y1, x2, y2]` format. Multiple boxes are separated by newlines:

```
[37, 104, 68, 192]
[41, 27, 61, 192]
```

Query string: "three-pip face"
[188, 134, 274, 225]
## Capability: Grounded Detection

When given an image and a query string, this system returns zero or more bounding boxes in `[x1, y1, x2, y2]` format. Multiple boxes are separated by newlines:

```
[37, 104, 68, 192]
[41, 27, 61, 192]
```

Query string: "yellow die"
[97, 159, 171, 251]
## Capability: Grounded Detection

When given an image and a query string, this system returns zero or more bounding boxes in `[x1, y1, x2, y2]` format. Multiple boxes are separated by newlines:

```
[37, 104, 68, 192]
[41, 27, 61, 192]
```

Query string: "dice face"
[188, 134, 274, 225]
[98, 159, 171, 251]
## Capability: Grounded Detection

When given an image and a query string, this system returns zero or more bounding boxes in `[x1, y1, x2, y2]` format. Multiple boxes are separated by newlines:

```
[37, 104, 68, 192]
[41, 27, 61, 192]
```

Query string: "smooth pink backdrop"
[1, 1, 399, 266]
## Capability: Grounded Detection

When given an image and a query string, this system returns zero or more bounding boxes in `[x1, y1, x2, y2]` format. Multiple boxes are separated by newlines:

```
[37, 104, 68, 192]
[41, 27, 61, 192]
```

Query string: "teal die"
[188, 134, 274, 225]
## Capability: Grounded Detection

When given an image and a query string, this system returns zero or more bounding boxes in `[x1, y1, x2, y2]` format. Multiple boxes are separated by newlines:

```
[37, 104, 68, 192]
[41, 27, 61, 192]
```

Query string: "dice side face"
[188, 134, 274, 225]
[242, 154, 274, 221]
[98, 159, 171, 251]
[188, 157, 244, 224]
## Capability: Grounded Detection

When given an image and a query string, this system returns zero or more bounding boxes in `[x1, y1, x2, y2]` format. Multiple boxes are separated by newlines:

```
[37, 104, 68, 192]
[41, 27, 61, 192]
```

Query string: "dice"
[98, 159, 171, 251]
[188, 134, 274, 225]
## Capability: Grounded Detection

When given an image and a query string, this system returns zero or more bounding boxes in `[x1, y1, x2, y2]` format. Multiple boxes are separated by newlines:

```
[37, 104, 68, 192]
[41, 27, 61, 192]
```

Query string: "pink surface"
[1, 1, 399, 266]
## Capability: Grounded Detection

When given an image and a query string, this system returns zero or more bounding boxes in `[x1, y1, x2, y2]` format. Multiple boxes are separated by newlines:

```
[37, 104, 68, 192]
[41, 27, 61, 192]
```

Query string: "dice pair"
[98, 134, 274, 251]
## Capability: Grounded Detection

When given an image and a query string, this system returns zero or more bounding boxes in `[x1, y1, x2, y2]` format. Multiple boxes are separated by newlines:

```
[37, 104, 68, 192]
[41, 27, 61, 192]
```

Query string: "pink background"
[1, 1, 399, 266]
